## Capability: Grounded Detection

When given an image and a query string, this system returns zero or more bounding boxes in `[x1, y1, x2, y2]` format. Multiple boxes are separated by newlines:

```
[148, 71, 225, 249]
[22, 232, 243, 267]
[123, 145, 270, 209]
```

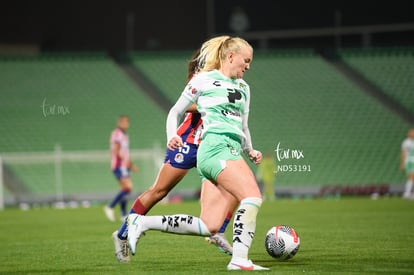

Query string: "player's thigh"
[200, 180, 233, 233]
[216, 159, 262, 201]
[139, 164, 189, 207]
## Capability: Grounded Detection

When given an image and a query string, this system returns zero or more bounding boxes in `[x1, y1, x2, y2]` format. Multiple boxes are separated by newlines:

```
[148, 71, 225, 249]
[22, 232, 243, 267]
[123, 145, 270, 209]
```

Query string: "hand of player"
[167, 135, 183, 151]
[127, 160, 138, 173]
[130, 164, 139, 173]
[249, 149, 262, 165]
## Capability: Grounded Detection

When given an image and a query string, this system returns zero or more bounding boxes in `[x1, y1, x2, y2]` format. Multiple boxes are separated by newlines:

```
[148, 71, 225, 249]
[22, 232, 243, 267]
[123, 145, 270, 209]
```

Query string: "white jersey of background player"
[401, 128, 414, 199]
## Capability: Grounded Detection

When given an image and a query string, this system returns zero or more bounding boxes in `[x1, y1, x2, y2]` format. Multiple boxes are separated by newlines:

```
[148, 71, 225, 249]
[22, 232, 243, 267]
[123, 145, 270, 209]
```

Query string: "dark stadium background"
[1, 0, 413, 52]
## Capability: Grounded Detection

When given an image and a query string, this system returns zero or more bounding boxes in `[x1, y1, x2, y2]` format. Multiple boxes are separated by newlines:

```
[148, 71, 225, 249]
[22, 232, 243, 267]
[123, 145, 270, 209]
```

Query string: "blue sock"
[109, 190, 129, 208]
[120, 199, 127, 216]
[117, 208, 137, 240]
[218, 217, 231, 234]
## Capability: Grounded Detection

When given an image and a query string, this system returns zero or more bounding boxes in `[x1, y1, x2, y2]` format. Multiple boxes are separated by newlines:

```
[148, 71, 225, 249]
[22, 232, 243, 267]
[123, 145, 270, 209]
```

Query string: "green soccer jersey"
[402, 138, 414, 163]
[182, 70, 250, 143]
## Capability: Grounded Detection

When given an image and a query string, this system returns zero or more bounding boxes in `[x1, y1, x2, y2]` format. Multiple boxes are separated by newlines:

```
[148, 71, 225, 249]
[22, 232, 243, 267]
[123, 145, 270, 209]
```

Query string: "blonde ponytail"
[197, 36, 252, 72]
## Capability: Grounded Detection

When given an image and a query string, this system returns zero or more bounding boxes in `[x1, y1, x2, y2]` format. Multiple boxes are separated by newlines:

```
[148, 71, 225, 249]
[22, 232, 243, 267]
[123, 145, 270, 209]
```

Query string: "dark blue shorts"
[164, 142, 198, 169]
[113, 167, 131, 180]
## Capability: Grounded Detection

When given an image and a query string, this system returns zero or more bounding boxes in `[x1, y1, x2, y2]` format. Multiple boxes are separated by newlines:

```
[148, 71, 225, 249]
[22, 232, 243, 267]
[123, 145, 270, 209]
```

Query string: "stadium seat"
[0, 49, 409, 203]
[0, 53, 166, 198]
[338, 47, 414, 115]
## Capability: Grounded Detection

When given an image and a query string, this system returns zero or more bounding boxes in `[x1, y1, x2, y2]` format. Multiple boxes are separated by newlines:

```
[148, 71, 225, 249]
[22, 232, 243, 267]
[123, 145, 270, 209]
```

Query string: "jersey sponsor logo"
[220, 88, 243, 118]
[221, 110, 241, 117]
[212, 80, 221, 86]
[227, 89, 242, 103]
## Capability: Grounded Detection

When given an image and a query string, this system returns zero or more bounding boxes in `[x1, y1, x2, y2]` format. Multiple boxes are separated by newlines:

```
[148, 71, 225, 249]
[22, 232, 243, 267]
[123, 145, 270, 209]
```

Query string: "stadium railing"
[0, 144, 164, 209]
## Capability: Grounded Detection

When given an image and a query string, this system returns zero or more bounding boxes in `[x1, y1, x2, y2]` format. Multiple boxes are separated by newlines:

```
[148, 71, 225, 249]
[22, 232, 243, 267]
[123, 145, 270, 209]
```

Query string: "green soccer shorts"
[197, 133, 243, 182]
[405, 161, 414, 174]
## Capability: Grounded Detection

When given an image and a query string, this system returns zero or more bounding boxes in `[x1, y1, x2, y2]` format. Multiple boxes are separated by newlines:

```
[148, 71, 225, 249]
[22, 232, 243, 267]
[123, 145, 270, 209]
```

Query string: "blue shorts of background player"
[113, 167, 131, 180]
[164, 142, 198, 169]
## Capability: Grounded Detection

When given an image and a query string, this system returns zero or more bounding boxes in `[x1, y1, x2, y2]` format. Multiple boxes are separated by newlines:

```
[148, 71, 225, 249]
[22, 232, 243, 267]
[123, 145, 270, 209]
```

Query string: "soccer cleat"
[205, 233, 233, 255]
[104, 206, 116, 222]
[112, 230, 130, 263]
[402, 193, 414, 200]
[127, 214, 145, 255]
[227, 258, 269, 271]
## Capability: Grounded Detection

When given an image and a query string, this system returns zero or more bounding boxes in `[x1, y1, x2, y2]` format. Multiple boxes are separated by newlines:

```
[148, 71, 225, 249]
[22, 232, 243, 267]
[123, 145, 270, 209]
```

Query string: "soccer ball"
[265, 225, 300, 260]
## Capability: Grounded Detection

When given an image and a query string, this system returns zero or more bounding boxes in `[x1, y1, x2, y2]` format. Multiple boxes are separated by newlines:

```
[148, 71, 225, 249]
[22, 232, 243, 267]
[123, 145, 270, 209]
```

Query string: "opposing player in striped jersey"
[401, 128, 414, 199]
[127, 36, 268, 271]
[112, 50, 237, 263]
[105, 115, 138, 222]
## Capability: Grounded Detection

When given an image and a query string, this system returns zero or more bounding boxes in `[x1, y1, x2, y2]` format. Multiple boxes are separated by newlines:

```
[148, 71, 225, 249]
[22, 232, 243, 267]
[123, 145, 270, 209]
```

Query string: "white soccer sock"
[142, 214, 211, 236]
[403, 180, 413, 197]
[232, 197, 262, 261]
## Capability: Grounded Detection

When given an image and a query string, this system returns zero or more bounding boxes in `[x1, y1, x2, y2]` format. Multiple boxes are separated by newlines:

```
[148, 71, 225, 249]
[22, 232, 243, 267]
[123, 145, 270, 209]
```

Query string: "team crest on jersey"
[228, 146, 239, 156]
[174, 153, 184, 163]
[239, 82, 246, 89]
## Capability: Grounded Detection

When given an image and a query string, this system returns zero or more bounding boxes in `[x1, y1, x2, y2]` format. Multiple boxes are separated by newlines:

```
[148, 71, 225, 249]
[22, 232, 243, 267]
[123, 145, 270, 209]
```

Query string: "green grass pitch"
[1, 198, 413, 274]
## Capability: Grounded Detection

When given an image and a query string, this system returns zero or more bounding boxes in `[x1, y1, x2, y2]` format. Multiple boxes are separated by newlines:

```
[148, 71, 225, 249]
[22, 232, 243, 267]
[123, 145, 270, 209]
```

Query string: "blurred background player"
[105, 115, 138, 221]
[401, 128, 414, 199]
[256, 152, 277, 201]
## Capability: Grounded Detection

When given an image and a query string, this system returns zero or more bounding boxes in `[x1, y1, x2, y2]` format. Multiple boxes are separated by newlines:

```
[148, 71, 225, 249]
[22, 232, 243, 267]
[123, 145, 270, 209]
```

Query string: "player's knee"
[122, 186, 132, 193]
[120, 178, 132, 191]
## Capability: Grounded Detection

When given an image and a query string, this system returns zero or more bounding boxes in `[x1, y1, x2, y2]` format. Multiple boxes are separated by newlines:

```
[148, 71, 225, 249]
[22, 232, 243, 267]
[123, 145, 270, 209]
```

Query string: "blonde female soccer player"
[112, 49, 237, 263]
[127, 36, 267, 271]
